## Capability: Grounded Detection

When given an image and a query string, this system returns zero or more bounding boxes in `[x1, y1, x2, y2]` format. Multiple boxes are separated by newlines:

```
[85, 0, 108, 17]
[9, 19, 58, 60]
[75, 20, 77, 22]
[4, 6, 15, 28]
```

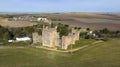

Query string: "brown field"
[0, 19, 37, 28]
[45, 13, 120, 31]
[0, 13, 120, 30]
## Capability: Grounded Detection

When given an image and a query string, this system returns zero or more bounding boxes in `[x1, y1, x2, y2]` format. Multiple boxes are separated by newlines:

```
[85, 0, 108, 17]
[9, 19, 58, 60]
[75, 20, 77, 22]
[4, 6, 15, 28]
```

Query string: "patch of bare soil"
[0, 21, 38, 28]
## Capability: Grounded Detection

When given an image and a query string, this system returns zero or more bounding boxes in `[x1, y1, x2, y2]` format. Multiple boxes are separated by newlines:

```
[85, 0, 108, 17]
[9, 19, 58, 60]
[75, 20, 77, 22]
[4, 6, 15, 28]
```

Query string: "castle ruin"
[61, 29, 80, 49]
[32, 27, 80, 49]
[32, 32, 42, 43]
[42, 27, 60, 47]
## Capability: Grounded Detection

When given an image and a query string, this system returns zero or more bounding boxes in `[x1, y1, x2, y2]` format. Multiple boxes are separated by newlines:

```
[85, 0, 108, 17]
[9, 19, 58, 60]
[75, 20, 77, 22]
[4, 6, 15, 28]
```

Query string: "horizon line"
[0, 11, 120, 14]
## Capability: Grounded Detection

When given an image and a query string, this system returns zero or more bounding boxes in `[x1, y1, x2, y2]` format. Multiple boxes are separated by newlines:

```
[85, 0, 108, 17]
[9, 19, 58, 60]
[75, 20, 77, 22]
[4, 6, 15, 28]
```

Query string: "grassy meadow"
[0, 38, 120, 67]
[68, 39, 96, 49]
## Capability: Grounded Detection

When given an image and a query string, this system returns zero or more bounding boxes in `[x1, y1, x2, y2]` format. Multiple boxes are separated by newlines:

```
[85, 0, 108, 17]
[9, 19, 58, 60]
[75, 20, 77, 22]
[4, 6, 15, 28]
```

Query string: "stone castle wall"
[32, 27, 80, 50]
[32, 32, 42, 44]
[61, 29, 80, 49]
[42, 27, 59, 47]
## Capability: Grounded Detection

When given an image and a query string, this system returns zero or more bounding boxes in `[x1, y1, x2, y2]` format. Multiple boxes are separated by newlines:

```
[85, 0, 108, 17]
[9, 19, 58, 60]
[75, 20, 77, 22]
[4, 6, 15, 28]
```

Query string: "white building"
[37, 18, 47, 22]
[16, 37, 31, 42]
[8, 40, 15, 42]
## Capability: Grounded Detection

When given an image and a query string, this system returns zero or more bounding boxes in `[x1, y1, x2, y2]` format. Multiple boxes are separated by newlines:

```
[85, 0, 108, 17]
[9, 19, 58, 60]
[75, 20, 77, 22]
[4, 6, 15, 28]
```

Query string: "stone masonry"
[61, 29, 80, 49]
[32, 27, 80, 50]
[32, 32, 42, 43]
[42, 27, 60, 47]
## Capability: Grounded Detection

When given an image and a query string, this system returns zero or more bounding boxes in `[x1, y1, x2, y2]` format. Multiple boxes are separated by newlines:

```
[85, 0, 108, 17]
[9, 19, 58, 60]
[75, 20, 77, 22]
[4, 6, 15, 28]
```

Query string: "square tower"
[42, 27, 59, 47]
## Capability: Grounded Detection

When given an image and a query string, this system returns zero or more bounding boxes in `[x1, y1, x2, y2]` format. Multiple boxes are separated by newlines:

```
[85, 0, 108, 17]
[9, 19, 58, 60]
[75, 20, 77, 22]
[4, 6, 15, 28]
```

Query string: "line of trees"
[9, 26, 35, 39]
[80, 28, 120, 40]
[94, 28, 120, 38]
[1, 23, 120, 42]
[0, 25, 36, 40]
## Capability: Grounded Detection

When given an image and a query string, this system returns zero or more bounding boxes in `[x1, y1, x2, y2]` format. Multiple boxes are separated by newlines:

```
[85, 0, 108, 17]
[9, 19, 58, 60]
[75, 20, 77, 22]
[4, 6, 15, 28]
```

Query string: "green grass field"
[0, 38, 120, 67]
[68, 39, 96, 49]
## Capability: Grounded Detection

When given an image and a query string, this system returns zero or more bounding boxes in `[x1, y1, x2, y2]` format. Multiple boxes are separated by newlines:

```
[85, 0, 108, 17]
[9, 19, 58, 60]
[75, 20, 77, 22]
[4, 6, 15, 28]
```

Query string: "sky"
[0, 0, 120, 13]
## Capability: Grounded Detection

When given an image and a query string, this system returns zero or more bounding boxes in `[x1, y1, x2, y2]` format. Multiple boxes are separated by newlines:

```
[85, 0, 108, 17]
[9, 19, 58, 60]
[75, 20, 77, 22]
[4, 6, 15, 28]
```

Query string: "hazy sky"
[0, 0, 120, 13]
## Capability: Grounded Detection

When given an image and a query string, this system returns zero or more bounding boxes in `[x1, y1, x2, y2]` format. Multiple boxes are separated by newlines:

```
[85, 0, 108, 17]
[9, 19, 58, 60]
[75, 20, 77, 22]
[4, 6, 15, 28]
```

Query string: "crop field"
[0, 38, 120, 67]
[0, 13, 120, 30]
[37, 13, 120, 30]
[0, 21, 38, 28]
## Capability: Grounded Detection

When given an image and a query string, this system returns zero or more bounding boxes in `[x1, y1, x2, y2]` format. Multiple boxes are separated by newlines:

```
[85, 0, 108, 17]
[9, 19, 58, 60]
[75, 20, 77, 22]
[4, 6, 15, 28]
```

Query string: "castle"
[62, 29, 80, 49]
[42, 26, 60, 47]
[32, 26, 80, 49]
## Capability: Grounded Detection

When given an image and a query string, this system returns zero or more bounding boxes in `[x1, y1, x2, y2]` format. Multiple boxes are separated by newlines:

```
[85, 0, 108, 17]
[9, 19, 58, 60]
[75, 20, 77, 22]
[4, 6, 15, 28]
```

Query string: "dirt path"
[35, 41, 103, 53]
[0, 46, 28, 49]
[0, 41, 103, 53]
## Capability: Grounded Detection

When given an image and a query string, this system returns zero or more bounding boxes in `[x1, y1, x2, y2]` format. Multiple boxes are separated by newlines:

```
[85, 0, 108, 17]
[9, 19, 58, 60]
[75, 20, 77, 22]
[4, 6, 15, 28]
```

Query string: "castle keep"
[42, 27, 60, 47]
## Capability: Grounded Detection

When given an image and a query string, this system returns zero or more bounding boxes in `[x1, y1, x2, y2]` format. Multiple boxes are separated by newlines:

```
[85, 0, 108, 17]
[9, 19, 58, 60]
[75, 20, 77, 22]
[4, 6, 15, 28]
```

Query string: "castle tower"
[71, 29, 80, 42]
[42, 27, 59, 47]
[61, 29, 80, 49]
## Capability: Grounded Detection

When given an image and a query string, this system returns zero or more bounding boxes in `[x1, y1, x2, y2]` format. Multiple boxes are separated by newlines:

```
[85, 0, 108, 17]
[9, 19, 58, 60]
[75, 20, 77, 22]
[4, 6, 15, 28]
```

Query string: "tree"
[93, 30, 102, 37]
[36, 29, 42, 35]
[3, 32, 10, 40]
[86, 28, 90, 31]
[100, 28, 110, 34]
[80, 32, 87, 38]
[57, 23, 71, 37]
[0, 26, 10, 40]
[51, 23, 57, 28]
